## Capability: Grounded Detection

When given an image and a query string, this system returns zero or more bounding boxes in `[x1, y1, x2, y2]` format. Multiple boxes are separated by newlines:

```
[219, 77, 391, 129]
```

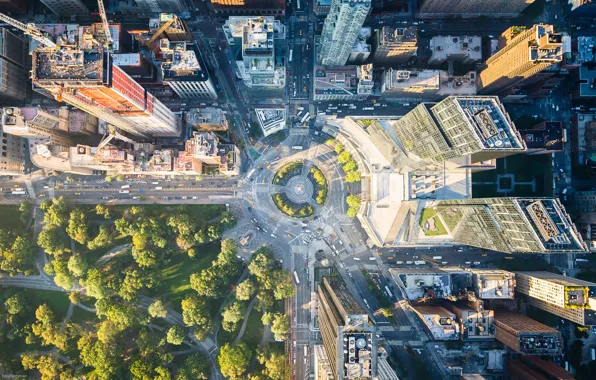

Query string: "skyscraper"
[418, 0, 535, 18]
[434, 198, 587, 253]
[0, 118, 25, 175]
[318, 0, 371, 66]
[0, 28, 27, 102]
[211, 0, 285, 15]
[494, 309, 562, 355]
[373, 26, 418, 65]
[40, 0, 88, 16]
[478, 25, 565, 96]
[389, 96, 525, 171]
[515, 271, 596, 326]
[134, 0, 188, 13]
[317, 276, 377, 379]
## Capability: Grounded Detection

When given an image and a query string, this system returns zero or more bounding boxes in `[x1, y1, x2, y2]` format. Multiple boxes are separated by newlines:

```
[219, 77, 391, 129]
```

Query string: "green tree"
[148, 300, 168, 319]
[53, 258, 77, 290]
[347, 207, 359, 218]
[37, 226, 69, 256]
[258, 346, 290, 380]
[236, 279, 256, 301]
[166, 325, 186, 345]
[116, 175, 125, 182]
[87, 224, 113, 250]
[176, 352, 210, 380]
[345, 170, 361, 183]
[218, 342, 252, 380]
[22, 354, 73, 380]
[105, 175, 113, 182]
[66, 208, 90, 244]
[181, 296, 212, 336]
[40, 197, 68, 227]
[67, 254, 88, 277]
[343, 160, 357, 172]
[68, 291, 81, 304]
[132, 247, 160, 268]
[4, 293, 26, 315]
[334, 143, 344, 154]
[271, 314, 290, 341]
[95, 204, 111, 219]
[338, 151, 352, 164]
[272, 270, 295, 300]
[222, 301, 245, 332]
[346, 194, 361, 208]
[188, 248, 197, 258]
[66, 176, 75, 183]
[0, 235, 36, 274]
[325, 138, 335, 146]
[84, 268, 109, 299]
[96, 298, 139, 331]
[262, 312, 274, 326]
[78, 333, 122, 379]
[190, 268, 223, 297]
[31, 304, 75, 351]
[97, 320, 119, 344]
[119, 269, 145, 301]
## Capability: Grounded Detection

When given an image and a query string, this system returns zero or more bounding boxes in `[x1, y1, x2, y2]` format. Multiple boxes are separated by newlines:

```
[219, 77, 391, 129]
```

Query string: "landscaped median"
[272, 161, 303, 186]
[308, 166, 328, 205]
[419, 208, 448, 236]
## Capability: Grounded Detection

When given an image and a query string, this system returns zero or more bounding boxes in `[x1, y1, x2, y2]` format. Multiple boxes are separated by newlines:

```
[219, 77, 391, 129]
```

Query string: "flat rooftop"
[579, 66, 596, 97]
[162, 43, 210, 82]
[430, 36, 482, 62]
[314, 65, 359, 96]
[34, 49, 103, 82]
[412, 306, 459, 340]
[516, 271, 596, 288]
[468, 269, 515, 299]
[380, 26, 417, 45]
[578, 36, 596, 64]
[438, 71, 477, 95]
[384, 69, 440, 92]
[256, 107, 285, 131]
[186, 107, 226, 125]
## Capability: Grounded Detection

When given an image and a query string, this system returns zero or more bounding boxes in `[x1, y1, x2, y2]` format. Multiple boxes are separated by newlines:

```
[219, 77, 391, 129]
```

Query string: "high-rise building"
[161, 40, 218, 99]
[0, 117, 25, 175]
[434, 198, 587, 253]
[223, 16, 286, 89]
[515, 271, 596, 326]
[0, 28, 27, 102]
[317, 276, 377, 379]
[444, 301, 495, 341]
[318, 0, 371, 66]
[390, 96, 525, 169]
[134, 0, 188, 13]
[428, 36, 482, 66]
[181, 132, 241, 176]
[567, 0, 596, 17]
[467, 269, 515, 300]
[211, 0, 285, 15]
[418, 0, 535, 18]
[411, 306, 460, 340]
[347, 28, 371, 65]
[186, 108, 228, 131]
[0, 28, 27, 68]
[507, 356, 575, 380]
[32, 50, 179, 138]
[313, 64, 373, 101]
[1, 107, 74, 147]
[478, 25, 566, 96]
[40, 0, 88, 16]
[314, 345, 334, 380]
[494, 309, 562, 355]
[373, 26, 417, 65]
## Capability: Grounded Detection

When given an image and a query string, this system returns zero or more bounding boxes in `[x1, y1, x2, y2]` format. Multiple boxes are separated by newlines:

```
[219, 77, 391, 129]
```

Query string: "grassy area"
[243, 304, 264, 351]
[0, 205, 27, 232]
[217, 324, 238, 347]
[70, 306, 97, 324]
[109, 204, 225, 224]
[472, 154, 553, 198]
[147, 242, 221, 311]
[25, 289, 71, 320]
[419, 208, 447, 236]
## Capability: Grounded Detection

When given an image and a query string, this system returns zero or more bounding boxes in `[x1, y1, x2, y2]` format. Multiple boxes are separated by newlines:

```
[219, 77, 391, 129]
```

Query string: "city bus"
[300, 112, 310, 123]
[289, 49, 293, 62]
[293, 271, 300, 284]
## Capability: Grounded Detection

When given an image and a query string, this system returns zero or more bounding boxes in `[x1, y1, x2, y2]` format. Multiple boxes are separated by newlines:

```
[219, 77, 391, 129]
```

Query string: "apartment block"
[317, 276, 377, 379]
[508, 356, 574, 380]
[380, 69, 477, 99]
[41, 0, 88, 16]
[519, 121, 565, 155]
[467, 269, 515, 300]
[256, 108, 286, 136]
[318, 0, 371, 66]
[0, 58, 27, 102]
[186, 108, 228, 131]
[515, 271, 596, 325]
[0, 117, 25, 175]
[435, 198, 587, 253]
[223, 16, 286, 89]
[418, 0, 535, 18]
[161, 40, 218, 99]
[412, 305, 460, 340]
[373, 26, 417, 65]
[389, 267, 471, 301]
[314, 344, 334, 380]
[315, 0, 333, 16]
[494, 309, 562, 355]
[181, 132, 241, 176]
[314, 64, 373, 101]
[478, 25, 566, 96]
[428, 36, 482, 65]
[444, 301, 495, 341]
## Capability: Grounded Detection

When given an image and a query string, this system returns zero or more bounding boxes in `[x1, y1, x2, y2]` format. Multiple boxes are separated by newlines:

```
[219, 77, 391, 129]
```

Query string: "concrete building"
[186, 108, 228, 131]
[148, 13, 192, 42]
[389, 267, 468, 301]
[223, 16, 286, 89]
[519, 121, 565, 155]
[315, 0, 333, 16]
[318, 0, 371, 66]
[182, 132, 241, 176]
[567, 0, 596, 17]
[428, 36, 482, 66]
[134, 0, 188, 13]
[574, 37, 596, 99]
[41, 0, 88, 16]
[112, 53, 157, 83]
[347, 28, 371, 65]
[493, 309, 562, 355]
[255, 107, 286, 136]
[0, 58, 27, 102]
[314, 64, 373, 101]
[412, 305, 460, 340]
[211, 0, 285, 15]
[515, 271, 596, 326]
[317, 276, 377, 379]
[467, 269, 515, 300]
[571, 113, 596, 165]
[507, 356, 574, 380]
[478, 25, 566, 96]
[444, 301, 495, 340]
[373, 26, 417, 65]
[435, 198, 587, 253]
[161, 41, 218, 99]
[0, 28, 26, 68]
[0, 116, 25, 175]
[418, 0, 535, 18]
[380, 70, 477, 99]
[314, 344, 334, 380]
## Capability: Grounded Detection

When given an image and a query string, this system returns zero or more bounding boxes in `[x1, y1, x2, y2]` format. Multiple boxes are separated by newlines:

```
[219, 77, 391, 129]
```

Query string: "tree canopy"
[218, 342, 252, 380]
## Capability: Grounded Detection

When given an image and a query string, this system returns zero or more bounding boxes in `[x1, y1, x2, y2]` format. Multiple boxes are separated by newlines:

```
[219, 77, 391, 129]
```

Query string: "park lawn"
[0, 205, 27, 231]
[243, 303, 264, 351]
[217, 324, 238, 347]
[24, 289, 71, 320]
[147, 241, 221, 311]
[108, 204, 224, 224]
[419, 208, 447, 236]
[83, 234, 132, 264]
[70, 306, 97, 324]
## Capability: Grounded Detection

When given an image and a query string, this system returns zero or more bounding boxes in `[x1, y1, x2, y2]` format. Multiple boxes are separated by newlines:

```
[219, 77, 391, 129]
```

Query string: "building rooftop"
[438, 71, 477, 95]
[495, 309, 559, 334]
[579, 66, 596, 97]
[519, 121, 564, 152]
[529, 25, 564, 63]
[33, 50, 104, 82]
[314, 65, 360, 97]
[186, 107, 226, 126]
[577, 36, 596, 64]
[516, 271, 596, 288]
[389, 267, 452, 300]
[412, 305, 460, 340]
[352, 27, 371, 53]
[341, 328, 376, 378]
[223, 16, 285, 44]
[380, 26, 417, 45]
[162, 42, 210, 82]
[256, 107, 285, 132]
[468, 269, 515, 299]
[430, 36, 482, 62]
[324, 276, 366, 317]
[383, 69, 440, 92]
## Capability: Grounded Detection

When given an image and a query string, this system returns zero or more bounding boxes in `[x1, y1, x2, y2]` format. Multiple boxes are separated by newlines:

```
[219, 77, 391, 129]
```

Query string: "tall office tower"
[418, 0, 534, 18]
[390, 96, 525, 170]
[494, 309, 562, 355]
[0, 120, 25, 175]
[0, 28, 27, 102]
[182, 132, 241, 176]
[318, 0, 371, 66]
[478, 25, 565, 96]
[434, 198, 587, 253]
[135, 0, 188, 13]
[373, 26, 417, 65]
[223, 16, 286, 89]
[508, 356, 575, 380]
[32, 50, 179, 138]
[161, 41, 218, 99]
[515, 271, 596, 326]
[317, 276, 377, 379]
[467, 269, 515, 300]
[211, 0, 286, 15]
[40, 0, 88, 16]
[1, 107, 74, 147]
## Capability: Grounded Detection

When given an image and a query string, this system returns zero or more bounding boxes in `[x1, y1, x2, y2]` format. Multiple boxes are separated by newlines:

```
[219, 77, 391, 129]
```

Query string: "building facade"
[0, 117, 25, 175]
[418, 0, 535, 18]
[435, 198, 587, 253]
[494, 309, 562, 355]
[314, 64, 373, 101]
[161, 41, 218, 99]
[41, 0, 88, 16]
[0, 58, 27, 102]
[373, 26, 417, 65]
[211, 0, 285, 15]
[515, 271, 596, 325]
[478, 25, 566, 96]
[0, 28, 26, 68]
[134, 0, 188, 13]
[318, 0, 371, 66]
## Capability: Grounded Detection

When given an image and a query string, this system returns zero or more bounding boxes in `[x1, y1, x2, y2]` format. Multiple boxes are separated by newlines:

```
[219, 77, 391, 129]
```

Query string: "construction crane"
[0, 13, 57, 49]
[96, 0, 113, 50]
[96, 125, 137, 151]
[145, 15, 178, 46]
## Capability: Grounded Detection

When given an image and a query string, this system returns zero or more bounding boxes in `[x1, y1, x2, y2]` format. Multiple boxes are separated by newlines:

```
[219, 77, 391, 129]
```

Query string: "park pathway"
[233, 296, 258, 343]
